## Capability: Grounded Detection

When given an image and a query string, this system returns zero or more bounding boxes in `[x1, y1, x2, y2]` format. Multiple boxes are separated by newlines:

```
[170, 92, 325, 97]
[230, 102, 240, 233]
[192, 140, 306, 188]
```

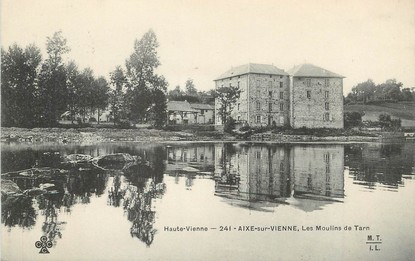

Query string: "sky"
[1, 0, 414, 95]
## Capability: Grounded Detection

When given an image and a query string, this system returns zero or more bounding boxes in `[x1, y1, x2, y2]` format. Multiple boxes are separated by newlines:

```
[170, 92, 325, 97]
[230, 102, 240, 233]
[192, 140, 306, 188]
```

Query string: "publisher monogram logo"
[35, 236, 53, 254]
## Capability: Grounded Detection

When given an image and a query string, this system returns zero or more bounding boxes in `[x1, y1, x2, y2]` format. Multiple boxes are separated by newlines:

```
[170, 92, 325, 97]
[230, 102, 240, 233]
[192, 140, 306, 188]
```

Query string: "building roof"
[190, 103, 214, 110]
[215, 63, 288, 80]
[287, 63, 345, 78]
[167, 101, 198, 112]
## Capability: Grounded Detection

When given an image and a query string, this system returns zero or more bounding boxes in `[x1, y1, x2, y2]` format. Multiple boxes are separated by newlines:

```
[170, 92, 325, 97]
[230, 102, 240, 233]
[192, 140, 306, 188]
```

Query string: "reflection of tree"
[122, 154, 166, 247]
[1, 195, 37, 228]
[108, 174, 123, 207]
[65, 169, 108, 210]
[123, 181, 166, 246]
[346, 143, 414, 188]
[36, 194, 65, 246]
[215, 144, 241, 193]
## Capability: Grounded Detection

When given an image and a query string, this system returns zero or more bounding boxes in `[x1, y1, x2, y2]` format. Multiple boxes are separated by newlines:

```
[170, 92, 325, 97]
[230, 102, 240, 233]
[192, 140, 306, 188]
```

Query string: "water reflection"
[346, 143, 415, 189]
[214, 144, 345, 211]
[1, 142, 414, 250]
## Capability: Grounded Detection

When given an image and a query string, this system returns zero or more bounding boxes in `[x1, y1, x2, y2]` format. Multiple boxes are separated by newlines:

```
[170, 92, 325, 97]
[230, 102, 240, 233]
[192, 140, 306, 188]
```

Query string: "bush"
[344, 112, 364, 129]
[89, 117, 97, 122]
[224, 117, 236, 133]
[239, 125, 251, 132]
[116, 119, 132, 129]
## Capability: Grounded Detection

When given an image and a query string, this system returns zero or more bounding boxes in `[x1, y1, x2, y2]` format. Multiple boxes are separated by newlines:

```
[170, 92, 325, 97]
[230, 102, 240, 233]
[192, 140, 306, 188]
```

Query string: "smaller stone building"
[167, 100, 214, 124]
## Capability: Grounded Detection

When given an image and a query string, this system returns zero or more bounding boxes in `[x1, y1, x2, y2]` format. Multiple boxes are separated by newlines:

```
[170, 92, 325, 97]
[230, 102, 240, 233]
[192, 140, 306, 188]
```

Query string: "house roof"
[215, 63, 288, 80]
[287, 63, 345, 78]
[190, 103, 214, 110]
[167, 101, 198, 112]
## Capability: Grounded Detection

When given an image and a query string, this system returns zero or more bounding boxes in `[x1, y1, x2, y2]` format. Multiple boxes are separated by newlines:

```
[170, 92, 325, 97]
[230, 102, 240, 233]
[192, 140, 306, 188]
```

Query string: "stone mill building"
[214, 63, 345, 129]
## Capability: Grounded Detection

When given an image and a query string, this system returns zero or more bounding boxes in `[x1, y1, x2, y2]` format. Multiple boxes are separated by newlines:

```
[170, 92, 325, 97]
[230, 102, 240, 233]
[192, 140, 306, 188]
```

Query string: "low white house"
[167, 101, 214, 125]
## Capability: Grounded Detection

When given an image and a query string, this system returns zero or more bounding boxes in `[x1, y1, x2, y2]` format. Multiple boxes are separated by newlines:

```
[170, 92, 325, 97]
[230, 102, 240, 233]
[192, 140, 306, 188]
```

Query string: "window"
[256, 101, 261, 110]
[238, 81, 240, 88]
[256, 115, 261, 123]
[325, 102, 329, 110]
[279, 82, 283, 88]
[325, 79, 330, 87]
[306, 79, 311, 87]
[280, 103, 284, 111]
[269, 91, 272, 97]
[237, 103, 240, 110]
[307, 90, 311, 99]
[269, 103, 272, 112]
[324, 113, 330, 121]
[255, 151, 261, 159]
[280, 91, 284, 99]
[237, 116, 241, 121]
[325, 91, 329, 99]
[229, 83, 232, 87]
[200, 109, 204, 115]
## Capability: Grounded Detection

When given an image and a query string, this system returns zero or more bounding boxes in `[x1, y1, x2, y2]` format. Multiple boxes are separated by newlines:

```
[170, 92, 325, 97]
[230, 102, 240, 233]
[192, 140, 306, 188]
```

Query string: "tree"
[76, 68, 95, 122]
[124, 29, 168, 122]
[65, 61, 80, 123]
[38, 31, 70, 126]
[349, 79, 376, 103]
[109, 66, 127, 125]
[401, 88, 414, 101]
[1, 44, 42, 127]
[168, 85, 183, 99]
[151, 89, 167, 128]
[92, 77, 110, 124]
[377, 79, 403, 101]
[185, 78, 197, 96]
[215, 86, 241, 125]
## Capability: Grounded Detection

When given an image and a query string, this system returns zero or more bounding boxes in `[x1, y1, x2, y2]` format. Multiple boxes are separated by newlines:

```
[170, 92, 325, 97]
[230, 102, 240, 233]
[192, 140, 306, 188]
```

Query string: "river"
[1, 141, 415, 260]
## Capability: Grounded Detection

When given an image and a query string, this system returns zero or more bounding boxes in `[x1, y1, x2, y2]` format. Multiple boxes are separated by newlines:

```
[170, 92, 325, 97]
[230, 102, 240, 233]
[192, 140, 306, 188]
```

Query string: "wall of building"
[215, 73, 290, 127]
[291, 77, 344, 129]
[247, 74, 290, 127]
[195, 109, 214, 124]
[168, 111, 197, 124]
[215, 74, 249, 125]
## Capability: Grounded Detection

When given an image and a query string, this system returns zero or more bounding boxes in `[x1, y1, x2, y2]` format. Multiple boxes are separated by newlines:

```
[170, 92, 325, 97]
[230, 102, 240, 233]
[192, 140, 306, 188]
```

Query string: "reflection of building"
[166, 144, 215, 179]
[214, 144, 345, 211]
[291, 146, 344, 199]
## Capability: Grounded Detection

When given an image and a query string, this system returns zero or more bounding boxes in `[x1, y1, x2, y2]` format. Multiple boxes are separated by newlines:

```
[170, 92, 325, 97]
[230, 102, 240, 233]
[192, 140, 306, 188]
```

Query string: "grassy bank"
[344, 102, 415, 127]
[0, 126, 390, 144]
[0, 127, 233, 144]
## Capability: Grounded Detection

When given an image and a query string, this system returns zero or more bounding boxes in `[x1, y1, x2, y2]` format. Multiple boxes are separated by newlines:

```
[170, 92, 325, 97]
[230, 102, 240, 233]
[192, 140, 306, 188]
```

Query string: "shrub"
[224, 117, 236, 133]
[344, 112, 364, 129]
[239, 125, 251, 132]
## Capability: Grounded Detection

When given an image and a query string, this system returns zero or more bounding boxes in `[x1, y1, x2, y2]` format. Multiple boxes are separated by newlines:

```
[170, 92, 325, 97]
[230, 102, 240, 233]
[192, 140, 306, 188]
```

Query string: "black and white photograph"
[1, 0, 415, 260]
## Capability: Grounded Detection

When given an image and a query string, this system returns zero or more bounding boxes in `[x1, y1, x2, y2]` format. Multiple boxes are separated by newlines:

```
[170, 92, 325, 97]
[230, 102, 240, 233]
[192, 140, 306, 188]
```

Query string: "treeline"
[1, 29, 168, 128]
[167, 79, 215, 104]
[345, 79, 414, 104]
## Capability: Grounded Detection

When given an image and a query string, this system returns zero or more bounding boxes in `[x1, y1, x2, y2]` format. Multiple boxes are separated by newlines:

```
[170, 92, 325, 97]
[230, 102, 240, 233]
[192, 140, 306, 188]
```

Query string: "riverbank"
[0, 127, 398, 144]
